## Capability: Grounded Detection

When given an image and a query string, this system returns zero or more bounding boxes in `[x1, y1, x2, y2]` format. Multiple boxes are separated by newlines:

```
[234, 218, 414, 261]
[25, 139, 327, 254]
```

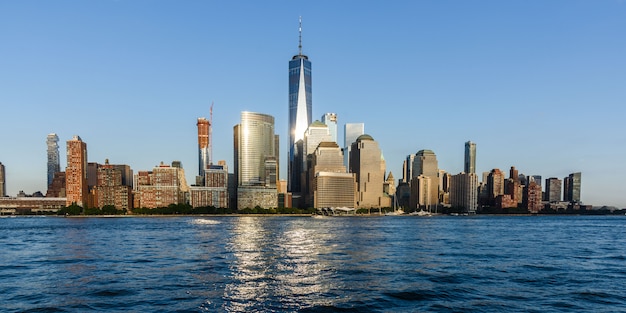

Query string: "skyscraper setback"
[288, 17, 312, 193]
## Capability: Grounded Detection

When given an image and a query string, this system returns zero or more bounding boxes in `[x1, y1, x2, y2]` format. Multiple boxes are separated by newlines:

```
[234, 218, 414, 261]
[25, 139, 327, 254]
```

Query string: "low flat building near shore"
[0, 197, 66, 214]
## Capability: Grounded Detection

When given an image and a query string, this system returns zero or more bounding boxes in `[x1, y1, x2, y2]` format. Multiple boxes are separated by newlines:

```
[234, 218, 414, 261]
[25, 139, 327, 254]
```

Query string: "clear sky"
[1, 1, 625, 207]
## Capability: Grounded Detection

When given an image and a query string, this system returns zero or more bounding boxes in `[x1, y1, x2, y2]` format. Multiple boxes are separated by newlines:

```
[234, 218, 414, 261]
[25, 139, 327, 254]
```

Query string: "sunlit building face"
[235, 112, 276, 187]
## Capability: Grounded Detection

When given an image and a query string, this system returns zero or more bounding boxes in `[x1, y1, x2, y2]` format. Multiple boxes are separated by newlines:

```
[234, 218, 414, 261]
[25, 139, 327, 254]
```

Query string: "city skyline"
[1, 1, 625, 207]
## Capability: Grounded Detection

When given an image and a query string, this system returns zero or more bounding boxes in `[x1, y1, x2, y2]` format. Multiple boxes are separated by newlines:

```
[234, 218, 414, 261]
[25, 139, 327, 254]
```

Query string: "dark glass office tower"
[464, 141, 476, 174]
[288, 17, 312, 193]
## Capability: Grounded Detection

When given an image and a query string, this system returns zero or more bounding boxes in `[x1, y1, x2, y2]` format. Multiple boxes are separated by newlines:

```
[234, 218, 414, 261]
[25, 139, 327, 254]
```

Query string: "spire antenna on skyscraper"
[298, 16, 303, 56]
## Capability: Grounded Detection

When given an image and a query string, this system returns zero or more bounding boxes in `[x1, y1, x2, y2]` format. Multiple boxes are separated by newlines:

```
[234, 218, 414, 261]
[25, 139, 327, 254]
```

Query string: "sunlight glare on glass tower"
[235, 112, 277, 187]
[288, 16, 312, 192]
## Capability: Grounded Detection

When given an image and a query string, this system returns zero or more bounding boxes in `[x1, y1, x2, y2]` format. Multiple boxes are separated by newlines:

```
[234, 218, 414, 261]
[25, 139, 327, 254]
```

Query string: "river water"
[1, 215, 626, 312]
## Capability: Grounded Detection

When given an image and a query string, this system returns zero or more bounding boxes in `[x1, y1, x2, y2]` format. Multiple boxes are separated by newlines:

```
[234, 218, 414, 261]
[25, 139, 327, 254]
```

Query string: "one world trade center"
[288, 17, 312, 194]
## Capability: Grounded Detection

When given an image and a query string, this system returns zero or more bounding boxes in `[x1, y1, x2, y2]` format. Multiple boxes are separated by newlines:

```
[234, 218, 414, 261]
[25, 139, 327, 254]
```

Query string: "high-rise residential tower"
[321, 113, 338, 143]
[133, 161, 189, 209]
[450, 172, 478, 213]
[0, 162, 5, 197]
[197, 117, 211, 179]
[47, 133, 60, 187]
[464, 141, 476, 174]
[487, 168, 505, 206]
[288, 17, 312, 193]
[66, 136, 88, 207]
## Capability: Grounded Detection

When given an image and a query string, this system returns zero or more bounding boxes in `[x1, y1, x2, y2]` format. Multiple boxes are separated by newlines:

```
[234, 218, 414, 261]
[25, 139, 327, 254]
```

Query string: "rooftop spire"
[298, 16, 302, 56]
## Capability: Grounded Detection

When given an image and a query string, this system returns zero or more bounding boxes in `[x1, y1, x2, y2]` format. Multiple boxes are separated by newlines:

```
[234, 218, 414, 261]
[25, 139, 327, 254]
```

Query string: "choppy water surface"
[1, 215, 626, 312]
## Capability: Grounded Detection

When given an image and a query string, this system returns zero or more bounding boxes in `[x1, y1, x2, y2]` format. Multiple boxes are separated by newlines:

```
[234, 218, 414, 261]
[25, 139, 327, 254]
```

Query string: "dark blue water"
[1, 215, 626, 312]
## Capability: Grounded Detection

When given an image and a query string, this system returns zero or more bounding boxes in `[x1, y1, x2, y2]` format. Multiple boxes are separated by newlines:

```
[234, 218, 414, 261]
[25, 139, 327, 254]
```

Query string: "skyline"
[1, 1, 625, 207]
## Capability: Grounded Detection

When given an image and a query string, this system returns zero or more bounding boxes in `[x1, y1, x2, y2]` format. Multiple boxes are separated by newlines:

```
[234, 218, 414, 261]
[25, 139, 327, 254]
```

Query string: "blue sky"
[1, 1, 625, 207]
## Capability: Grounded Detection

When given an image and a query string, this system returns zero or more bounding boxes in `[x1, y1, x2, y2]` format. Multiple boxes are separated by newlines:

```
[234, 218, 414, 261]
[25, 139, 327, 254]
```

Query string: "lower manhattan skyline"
[1, 1, 625, 207]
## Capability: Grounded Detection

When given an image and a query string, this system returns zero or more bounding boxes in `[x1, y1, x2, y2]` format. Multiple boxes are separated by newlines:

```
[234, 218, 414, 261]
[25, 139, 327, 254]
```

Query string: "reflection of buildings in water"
[58, 221, 99, 279]
[224, 217, 339, 311]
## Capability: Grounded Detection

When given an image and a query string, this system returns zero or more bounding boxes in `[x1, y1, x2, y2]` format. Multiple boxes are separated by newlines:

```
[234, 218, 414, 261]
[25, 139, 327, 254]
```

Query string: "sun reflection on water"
[223, 217, 340, 312]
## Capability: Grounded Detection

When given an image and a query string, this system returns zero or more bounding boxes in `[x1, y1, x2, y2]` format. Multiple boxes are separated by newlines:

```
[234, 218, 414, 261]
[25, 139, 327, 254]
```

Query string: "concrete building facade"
[133, 162, 189, 209]
[94, 160, 132, 210]
[412, 150, 439, 208]
[190, 164, 229, 208]
[487, 168, 505, 206]
[450, 172, 478, 213]
[349, 134, 387, 208]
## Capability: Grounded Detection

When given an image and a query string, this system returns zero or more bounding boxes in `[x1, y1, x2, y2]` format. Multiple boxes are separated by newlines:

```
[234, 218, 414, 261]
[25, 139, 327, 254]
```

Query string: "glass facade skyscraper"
[234, 111, 277, 187]
[464, 141, 476, 174]
[288, 17, 312, 192]
[47, 133, 60, 187]
[565, 172, 581, 202]
[321, 113, 338, 144]
[344, 123, 364, 169]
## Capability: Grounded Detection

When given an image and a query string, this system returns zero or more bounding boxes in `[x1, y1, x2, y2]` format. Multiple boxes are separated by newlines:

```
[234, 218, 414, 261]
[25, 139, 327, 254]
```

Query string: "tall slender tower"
[0, 162, 5, 197]
[47, 133, 60, 187]
[288, 16, 312, 192]
[66, 136, 88, 207]
[464, 141, 476, 174]
[197, 117, 211, 178]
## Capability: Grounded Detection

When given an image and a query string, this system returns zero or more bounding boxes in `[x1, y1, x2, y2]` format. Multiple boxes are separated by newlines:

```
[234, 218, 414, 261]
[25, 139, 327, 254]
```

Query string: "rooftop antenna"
[298, 16, 302, 56]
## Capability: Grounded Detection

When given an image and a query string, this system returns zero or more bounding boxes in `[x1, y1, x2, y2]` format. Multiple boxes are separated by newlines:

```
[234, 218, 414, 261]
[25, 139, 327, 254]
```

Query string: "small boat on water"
[384, 209, 405, 216]
[409, 210, 432, 217]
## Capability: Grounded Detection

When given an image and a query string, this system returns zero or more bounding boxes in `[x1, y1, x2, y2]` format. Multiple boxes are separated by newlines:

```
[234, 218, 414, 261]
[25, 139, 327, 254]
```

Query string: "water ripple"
[1, 216, 626, 312]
